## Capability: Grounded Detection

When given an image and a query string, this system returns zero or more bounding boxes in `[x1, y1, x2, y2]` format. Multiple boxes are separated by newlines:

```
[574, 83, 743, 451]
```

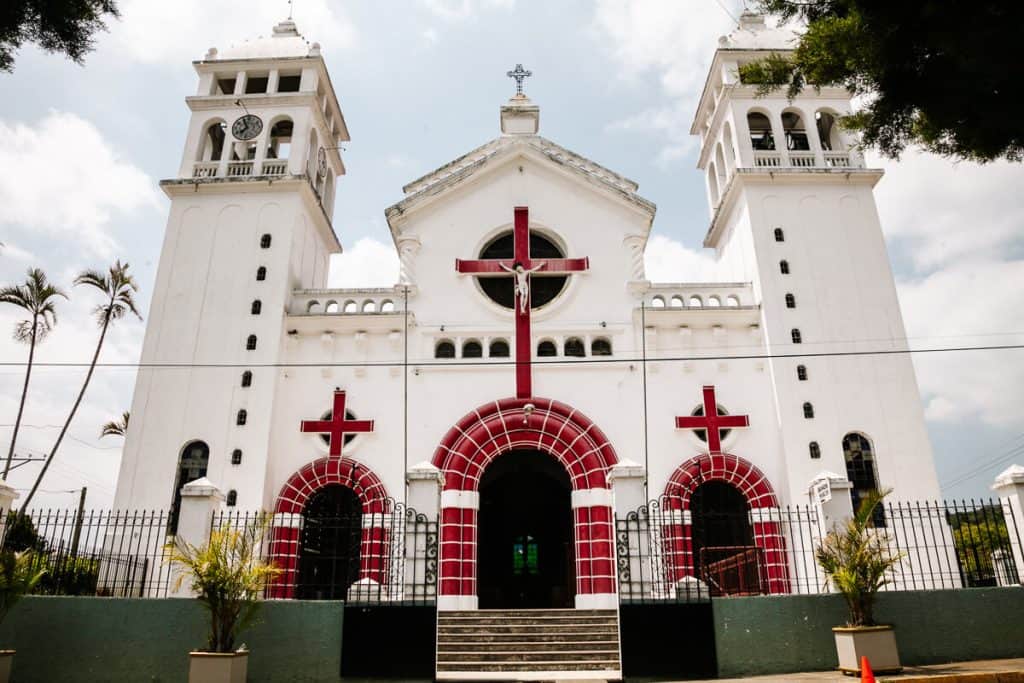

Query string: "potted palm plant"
[817, 489, 902, 675]
[168, 520, 279, 683]
[0, 550, 45, 683]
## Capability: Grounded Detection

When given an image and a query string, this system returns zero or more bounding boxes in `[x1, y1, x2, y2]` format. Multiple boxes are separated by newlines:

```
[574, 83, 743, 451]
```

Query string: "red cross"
[300, 390, 374, 457]
[675, 385, 749, 453]
[455, 206, 589, 398]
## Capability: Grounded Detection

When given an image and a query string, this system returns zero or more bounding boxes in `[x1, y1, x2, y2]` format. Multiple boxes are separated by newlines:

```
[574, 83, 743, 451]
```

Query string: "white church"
[112, 11, 942, 624]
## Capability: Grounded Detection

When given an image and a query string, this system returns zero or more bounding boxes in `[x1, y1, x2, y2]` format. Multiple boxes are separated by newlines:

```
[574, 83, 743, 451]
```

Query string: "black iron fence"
[616, 498, 1024, 603]
[0, 509, 174, 598]
[212, 500, 438, 605]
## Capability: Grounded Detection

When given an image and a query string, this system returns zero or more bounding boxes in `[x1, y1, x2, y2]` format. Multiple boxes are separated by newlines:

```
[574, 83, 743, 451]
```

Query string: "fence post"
[407, 461, 443, 519]
[609, 458, 646, 516]
[170, 477, 224, 598]
[808, 470, 853, 530]
[992, 464, 1024, 585]
[0, 479, 17, 542]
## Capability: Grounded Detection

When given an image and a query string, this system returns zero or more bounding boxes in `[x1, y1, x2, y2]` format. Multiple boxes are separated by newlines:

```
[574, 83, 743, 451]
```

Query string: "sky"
[0, 0, 1022, 510]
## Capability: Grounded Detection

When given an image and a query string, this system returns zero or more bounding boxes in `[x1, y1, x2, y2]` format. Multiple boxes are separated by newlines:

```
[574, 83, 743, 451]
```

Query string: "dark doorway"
[690, 481, 762, 596]
[478, 450, 574, 608]
[297, 485, 362, 600]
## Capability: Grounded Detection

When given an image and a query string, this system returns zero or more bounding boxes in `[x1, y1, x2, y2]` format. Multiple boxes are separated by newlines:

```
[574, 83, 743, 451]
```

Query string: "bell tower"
[112, 20, 349, 514]
[690, 12, 941, 503]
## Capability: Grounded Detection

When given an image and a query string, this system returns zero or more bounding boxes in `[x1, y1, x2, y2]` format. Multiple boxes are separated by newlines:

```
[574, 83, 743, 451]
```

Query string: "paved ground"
[681, 657, 1024, 683]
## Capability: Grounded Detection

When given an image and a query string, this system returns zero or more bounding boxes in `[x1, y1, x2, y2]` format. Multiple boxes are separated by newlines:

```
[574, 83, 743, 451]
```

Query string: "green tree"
[100, 410, 129, 439]
[0, 1, 119, 73]
[20, 261, 141, 510]
[739, 2, 1023, 162]
[0, 268, 67, 479]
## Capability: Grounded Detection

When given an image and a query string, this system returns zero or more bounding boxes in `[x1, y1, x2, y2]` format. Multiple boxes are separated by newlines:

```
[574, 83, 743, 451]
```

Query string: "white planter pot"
[0, 650, 13, 683]
[832, 625, 901, 675]
[188, 650, 249, 683]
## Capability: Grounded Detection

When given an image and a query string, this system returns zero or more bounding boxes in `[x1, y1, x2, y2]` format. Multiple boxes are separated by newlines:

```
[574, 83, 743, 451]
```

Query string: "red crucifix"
[675, 385, 749, 453]
[455, 206, 589, 398]
[300, 390, 374, 457]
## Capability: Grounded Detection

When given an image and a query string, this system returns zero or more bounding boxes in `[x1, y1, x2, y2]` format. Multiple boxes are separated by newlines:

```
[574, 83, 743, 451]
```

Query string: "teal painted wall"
[713, 588, 1024, 678]
[0, 597, 343, 682]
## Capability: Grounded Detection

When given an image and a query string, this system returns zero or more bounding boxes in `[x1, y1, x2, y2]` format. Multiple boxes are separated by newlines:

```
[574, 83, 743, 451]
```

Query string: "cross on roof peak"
[507, 63, 532, 96]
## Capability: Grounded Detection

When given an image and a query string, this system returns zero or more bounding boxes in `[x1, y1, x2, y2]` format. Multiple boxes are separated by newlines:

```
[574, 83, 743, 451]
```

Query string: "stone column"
[992, 464, 1024, 585]
[608, 458, 646, 517]
[170, 477, 224, 598]
[407, 461, 443, 520]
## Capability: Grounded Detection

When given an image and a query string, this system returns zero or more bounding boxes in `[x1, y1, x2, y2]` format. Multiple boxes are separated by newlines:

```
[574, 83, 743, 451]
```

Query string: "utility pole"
[70, 486, 87, 557]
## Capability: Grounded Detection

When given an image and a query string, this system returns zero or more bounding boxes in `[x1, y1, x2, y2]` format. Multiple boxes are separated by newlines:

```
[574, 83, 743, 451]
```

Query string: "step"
[438, 632, 618, 644]
[438, 616, 616, 627]
[438, 643, 618, 655]
[437, 661, 621, 672]
[438, 650, 618, 664]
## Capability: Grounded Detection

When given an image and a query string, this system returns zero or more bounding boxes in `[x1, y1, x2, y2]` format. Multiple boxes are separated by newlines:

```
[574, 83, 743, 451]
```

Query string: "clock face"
[317, 147, 327, 177]
[231, 114, 263, 141]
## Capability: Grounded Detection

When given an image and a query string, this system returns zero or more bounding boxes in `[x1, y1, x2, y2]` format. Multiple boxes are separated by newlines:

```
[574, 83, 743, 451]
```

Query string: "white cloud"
[419, 0, 515, 22]
[328, 237, 400, 288]
[0, 112, 159, 258]
[1, 242, 36, 263]
[643, 233, 720, 282]
[106, 0, 356, 65]
[606, 105, 697, 166]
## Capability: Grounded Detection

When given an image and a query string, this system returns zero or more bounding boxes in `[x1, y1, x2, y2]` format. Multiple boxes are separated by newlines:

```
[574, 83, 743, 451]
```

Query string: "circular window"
[691, 404, 732, 443]
[476, 231, 568, 310]
[319, 410, 360, 447]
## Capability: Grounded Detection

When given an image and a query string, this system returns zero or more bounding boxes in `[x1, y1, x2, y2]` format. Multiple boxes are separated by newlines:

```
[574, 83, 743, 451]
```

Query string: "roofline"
[689, 47, 793, 136]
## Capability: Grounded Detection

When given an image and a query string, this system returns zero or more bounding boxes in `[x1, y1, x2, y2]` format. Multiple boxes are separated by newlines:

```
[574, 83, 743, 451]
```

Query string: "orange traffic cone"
[860, 655, 876, 683]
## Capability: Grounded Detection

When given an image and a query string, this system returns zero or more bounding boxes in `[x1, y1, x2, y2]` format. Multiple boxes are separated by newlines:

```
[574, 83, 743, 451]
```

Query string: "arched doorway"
[478, 450, 574, 608]
[297, 484, 362, 600]
[690, 481, 759, 595]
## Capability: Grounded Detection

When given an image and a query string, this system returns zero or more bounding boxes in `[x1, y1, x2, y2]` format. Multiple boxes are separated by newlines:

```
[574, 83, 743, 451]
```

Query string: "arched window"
[707, 162, 721, 205]
[815, 110, 844, 151]
[670, 295, 684, 308]
[197, 120, 227, 164]
[256, 266, 267, 281]
[785, 293, 796, 309]
[380, 300, 395, 313]
[267, 118, 293, 161]
[844, 433, 885, 526]
[362, 300, 376, 313]
[591, 338, 612, 356]
[809, 442, 821, 459]
[231, 449, 243, 465]
[226, 490, 238, 507]
[241, 370, 252, 387]
[715, 143, 728, 184]
[170, 440, 210, 533]
[564, 337, 585, 357]
[307, 300, 321, 314]
[651, 296, 666, 308]
[246, 335, 257, 350]
[774, 228, 785, 242]
[796, 365, 807, 381]
[260, 234, 272, 249]
[707, 296, 721, 307]
[537, 340, 557, 357]
[325, 301, 339, 314]
[747, 111, 775, 150]
[343, 300, 357, 313]
[689, 295, 703, 307]
[782, 110, 810, 151]
[725, 295, 741, 307]
[462, 340, 483, 358]
[722, 121, 738, 171]
[236, 409, 248, 426]
[791, 328, 802, 344]
[803, 402, 814, 419]
[780, 260, 790, 275]
[489, 339, 510, 358]
[435, 340, 455, 359]
[251, 299, 262, 315]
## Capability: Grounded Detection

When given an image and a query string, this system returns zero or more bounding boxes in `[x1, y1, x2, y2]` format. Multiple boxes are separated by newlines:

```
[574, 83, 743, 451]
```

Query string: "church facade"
[112, 14, 942, 612]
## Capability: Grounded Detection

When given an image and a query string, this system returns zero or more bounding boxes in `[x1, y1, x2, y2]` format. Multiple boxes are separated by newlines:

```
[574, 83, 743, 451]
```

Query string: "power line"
[0, 342, 1019, 370]
[941, 442, 1024, 490]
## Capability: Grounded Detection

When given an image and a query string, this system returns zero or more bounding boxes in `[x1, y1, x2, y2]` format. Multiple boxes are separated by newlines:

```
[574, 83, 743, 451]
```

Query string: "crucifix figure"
[506, 63, 532, 96]
[456, 206, 589, 399]
[675, 385, 750, 453]
[300, 390, 374, 458]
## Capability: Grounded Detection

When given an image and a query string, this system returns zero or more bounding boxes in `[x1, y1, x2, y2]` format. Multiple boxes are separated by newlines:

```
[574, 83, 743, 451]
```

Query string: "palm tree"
[20, 261, 141, 510]
[0, 269, 67, 479]
[100, 411, 130, 438]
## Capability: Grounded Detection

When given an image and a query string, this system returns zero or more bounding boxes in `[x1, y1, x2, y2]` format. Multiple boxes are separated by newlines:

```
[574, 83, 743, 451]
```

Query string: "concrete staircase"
[436, 608, 622, 681]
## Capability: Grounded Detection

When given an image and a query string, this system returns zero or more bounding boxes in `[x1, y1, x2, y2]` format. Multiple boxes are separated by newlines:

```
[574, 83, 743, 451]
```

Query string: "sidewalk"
[680, 658, 1024, 683]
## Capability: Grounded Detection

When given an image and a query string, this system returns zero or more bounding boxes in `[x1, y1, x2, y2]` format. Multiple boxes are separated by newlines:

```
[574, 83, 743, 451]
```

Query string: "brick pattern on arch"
[661, 452, 791, 594]
[432, 397, 619, 604]
[268, 457, 391, 599]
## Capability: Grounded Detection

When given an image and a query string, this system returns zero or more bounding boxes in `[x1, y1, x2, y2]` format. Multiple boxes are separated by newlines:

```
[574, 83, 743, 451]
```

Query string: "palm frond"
[100, 411, 130, 438]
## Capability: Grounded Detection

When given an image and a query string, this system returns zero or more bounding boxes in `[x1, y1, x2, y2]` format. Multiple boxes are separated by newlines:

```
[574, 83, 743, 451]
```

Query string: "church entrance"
[690, 481, 762, 596]
[477, 450, 574, 609]
[296, 484, 362, 600]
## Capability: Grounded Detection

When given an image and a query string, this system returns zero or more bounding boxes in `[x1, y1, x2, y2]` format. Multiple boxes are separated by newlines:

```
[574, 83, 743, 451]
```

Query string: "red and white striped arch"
[432, 397, 619, 610]
[661, 452, 791, 594]
[268, 457, 391, 599]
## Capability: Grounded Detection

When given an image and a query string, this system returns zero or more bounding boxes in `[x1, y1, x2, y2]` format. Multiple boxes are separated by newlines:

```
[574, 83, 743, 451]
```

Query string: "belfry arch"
[432, 397, 619, 609]
[268, 457, 391, 598]
[661, 452, 790, 594]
